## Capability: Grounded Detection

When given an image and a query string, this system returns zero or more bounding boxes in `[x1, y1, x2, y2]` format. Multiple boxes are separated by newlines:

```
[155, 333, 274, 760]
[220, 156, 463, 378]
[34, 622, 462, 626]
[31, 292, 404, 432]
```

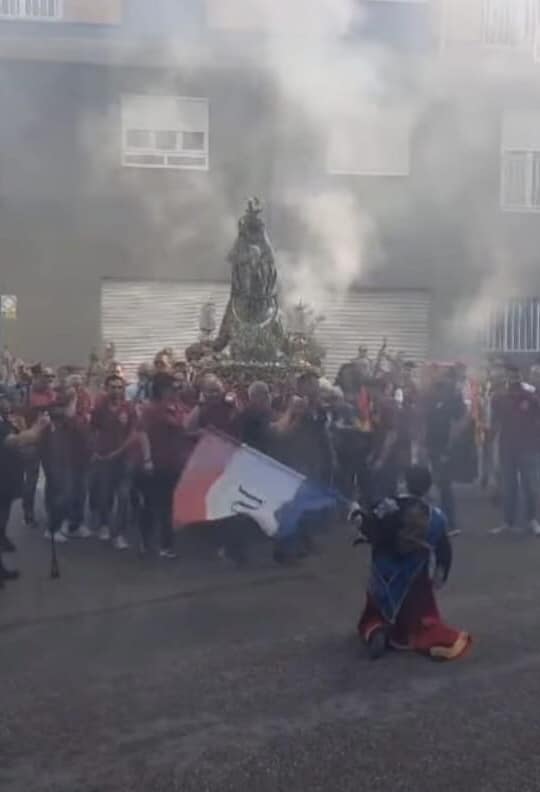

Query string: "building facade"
[0, 0, 539, 374]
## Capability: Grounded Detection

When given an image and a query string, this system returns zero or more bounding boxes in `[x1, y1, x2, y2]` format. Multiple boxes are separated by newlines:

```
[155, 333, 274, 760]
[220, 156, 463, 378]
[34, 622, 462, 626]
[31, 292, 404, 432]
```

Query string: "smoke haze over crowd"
[0, 0, 538, 364]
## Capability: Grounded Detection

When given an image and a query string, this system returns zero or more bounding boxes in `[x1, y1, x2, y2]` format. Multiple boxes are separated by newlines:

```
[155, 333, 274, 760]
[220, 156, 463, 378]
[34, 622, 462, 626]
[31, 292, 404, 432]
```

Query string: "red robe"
[358, 569, 471, 661]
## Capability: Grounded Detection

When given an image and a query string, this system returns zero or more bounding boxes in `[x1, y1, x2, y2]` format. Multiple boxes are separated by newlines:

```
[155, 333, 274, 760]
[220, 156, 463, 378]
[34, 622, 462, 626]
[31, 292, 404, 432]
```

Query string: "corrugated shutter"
[101, 279, 230, 377]
[102, 280, 430, 381]
[316, 290, 431, 380]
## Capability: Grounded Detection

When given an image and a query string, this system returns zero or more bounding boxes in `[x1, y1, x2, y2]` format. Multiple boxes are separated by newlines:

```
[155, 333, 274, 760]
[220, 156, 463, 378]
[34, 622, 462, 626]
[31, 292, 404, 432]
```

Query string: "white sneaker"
[44, 530, 68, 544]
[67, 525, 93, 539]
[489, 524, 510, 536]
[447, 528, 462, 538]
[113, 535, 129, 551]
[99, 526, 111, 542]
[159, 548, 177, 560]
[530, 519, 540, 536]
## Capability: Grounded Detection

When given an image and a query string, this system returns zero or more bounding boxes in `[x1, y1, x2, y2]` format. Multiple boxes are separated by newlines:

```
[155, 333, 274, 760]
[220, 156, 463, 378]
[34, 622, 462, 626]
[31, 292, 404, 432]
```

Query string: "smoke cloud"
[74, 0, 529, 360]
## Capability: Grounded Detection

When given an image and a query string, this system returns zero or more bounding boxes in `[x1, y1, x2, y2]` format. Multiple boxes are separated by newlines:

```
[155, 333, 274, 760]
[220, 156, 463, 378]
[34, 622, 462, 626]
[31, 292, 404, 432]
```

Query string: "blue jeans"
[500, 451, 537, 526]
[90, 458, 131, 537]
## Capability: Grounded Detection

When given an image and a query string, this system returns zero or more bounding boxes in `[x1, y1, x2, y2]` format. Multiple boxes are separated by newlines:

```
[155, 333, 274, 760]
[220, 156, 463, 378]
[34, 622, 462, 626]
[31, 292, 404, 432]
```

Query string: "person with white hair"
[185, 375, 235, 433]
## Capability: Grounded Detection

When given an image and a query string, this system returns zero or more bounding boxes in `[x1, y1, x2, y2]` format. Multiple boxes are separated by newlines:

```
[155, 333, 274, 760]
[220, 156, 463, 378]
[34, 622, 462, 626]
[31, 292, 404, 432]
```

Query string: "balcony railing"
[482, 0, 538, 48]
[441, 0, 539, 55]
[0, 0, 63, 21]
[484, 298, 540, 353]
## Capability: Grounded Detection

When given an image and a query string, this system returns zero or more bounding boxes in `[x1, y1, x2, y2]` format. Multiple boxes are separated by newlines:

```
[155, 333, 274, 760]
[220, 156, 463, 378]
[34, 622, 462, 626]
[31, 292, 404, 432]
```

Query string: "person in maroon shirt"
[61, 376, 93, 539]
[185, 375, 236, 433]
[90, 374, 136, 550]
[491, 365, 540, 535]
[138, 373, 189, 558]
[21, 366, 57, 525]
[39, 391, 78, 544]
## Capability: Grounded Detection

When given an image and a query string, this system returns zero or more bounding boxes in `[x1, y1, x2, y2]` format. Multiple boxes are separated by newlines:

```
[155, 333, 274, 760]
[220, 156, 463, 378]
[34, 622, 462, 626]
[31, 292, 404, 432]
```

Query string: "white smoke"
[198, 0, 396, 312]
[279, 189, 375, 308]
[76, 0, 527, 358]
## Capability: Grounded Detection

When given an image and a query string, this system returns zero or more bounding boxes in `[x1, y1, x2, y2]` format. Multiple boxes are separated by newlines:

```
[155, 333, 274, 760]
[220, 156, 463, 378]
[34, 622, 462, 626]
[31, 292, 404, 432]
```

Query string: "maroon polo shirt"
[197, 399, 236, 432]
[492, 387, 540, 456]
[91, 397, 136, 458]
[140, 400, 189, 474]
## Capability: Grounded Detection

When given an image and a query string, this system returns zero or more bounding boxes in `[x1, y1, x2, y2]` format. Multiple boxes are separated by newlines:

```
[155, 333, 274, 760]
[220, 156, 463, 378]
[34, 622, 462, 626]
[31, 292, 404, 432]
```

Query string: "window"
[482, 0, 537, 48]
[327, 105, 411, 176]
[501, 110, 540, 211]
[125, 129, 152, 149]
[205, 0, 264, 30]
[441, 0, 538, 53]
[183, 131, 206, 151]
[121, 95, 209, 171]
[484, 298, 540, 353]
[0, 0, 63, 20]
[501, 151, 540, 210]
[154, 131, 178, 151]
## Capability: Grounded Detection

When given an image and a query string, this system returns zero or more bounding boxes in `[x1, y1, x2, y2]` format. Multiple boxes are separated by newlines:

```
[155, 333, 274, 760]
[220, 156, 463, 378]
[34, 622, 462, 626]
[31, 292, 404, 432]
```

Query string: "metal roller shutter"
[101, 280, 430, 380]
[316, 290, 431, 380]
[101, 279, 230, 377]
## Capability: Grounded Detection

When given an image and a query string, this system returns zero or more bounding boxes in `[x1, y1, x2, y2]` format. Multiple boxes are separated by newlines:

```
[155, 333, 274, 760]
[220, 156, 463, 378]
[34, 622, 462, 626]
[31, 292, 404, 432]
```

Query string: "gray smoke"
[76, 0, 525, 360]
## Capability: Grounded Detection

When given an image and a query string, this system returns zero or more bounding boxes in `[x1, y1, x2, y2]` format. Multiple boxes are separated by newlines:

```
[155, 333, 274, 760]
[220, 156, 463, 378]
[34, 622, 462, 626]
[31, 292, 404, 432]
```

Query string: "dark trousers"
[431, 455, 457, 531]
[44, 475, 71, 535]
[91, 458, 131, 537]
[67, 468, 88, 531]
[336, 455, 371, 503]
[334, 432, 372, 503]
[0, 496, 14, 542]
[22, 454, 40, 518]
[0, 496, 13, 572]
[139, 470, 177, 551]
[501, 451, 537, 526]
[368, 459, 399, 505]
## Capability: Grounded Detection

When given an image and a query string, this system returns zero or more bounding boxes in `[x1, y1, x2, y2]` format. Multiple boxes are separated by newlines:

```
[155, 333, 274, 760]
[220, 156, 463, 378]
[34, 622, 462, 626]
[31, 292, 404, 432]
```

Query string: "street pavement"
[2, 490, 540, 792]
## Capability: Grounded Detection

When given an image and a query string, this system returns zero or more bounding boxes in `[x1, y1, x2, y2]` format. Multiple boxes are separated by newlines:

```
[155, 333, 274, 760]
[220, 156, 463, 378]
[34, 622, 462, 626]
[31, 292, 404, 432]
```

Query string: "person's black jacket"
[275, 409, 335, 486]
[232, 406, 273, 455]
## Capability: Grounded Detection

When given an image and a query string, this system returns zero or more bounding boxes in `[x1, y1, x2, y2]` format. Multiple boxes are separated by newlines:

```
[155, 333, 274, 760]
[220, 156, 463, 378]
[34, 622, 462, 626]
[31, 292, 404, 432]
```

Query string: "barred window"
[483, 0, 538, 47]
[501, 109, 540, 212]
[484, 299, 540, 352]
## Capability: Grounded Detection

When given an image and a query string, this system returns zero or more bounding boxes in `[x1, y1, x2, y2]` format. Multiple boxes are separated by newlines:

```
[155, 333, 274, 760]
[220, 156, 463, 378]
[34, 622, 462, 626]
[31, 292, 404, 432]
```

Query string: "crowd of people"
[1, 343, 540, 595]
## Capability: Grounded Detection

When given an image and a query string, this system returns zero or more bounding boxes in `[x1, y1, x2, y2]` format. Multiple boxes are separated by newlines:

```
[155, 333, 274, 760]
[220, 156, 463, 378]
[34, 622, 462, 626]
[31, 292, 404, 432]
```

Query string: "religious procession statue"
[186, 198, 325, 385]
[214, 197, 284, 363]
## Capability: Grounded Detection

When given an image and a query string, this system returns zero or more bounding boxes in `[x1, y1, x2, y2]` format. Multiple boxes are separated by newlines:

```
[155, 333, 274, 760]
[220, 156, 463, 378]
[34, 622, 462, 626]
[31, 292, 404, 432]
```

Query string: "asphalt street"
[2, 490, 540, 792]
